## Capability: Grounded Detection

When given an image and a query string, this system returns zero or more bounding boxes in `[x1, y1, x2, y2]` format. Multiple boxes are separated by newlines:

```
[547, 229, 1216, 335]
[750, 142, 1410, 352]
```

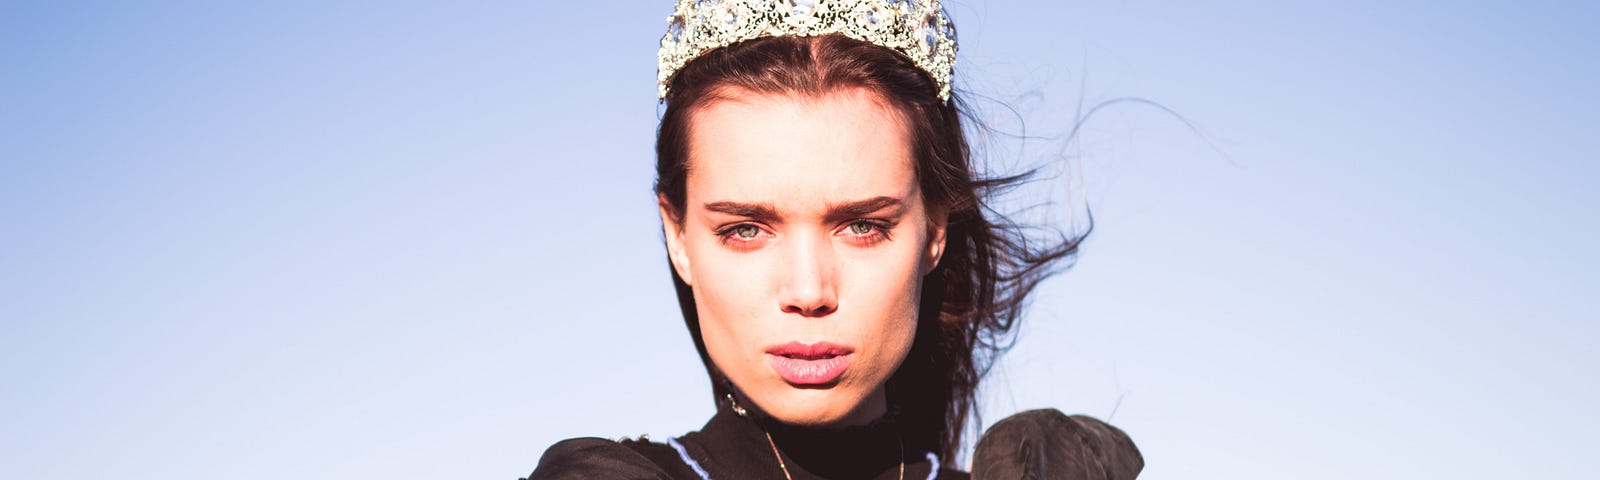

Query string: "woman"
[531, 1, 1141, 478]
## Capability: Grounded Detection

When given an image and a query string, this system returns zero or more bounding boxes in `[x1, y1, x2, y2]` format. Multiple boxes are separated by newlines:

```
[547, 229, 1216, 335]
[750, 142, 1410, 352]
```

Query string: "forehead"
[684, 88, 917, 205]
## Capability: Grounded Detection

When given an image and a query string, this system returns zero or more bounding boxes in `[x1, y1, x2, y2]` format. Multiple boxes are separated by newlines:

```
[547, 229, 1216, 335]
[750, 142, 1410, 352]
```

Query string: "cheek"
[683, 243, 769, 370]
[841, 242, 928, 371]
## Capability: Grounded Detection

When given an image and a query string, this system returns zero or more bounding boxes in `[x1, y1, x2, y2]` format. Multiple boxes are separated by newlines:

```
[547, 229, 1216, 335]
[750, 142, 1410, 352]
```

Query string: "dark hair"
[654, 34, 1084, 461]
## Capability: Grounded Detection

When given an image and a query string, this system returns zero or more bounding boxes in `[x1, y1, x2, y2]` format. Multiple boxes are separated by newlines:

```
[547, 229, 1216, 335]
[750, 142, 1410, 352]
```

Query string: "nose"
[777, 233, 838, 317]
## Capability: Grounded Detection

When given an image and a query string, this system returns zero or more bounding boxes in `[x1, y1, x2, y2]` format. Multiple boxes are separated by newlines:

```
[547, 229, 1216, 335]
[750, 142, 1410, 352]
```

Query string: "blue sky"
[3, 1, 1596, 478]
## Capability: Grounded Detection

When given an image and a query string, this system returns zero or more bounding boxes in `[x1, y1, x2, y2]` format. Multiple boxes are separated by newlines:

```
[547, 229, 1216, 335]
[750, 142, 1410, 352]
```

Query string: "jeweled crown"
[657, 0, 957, 101]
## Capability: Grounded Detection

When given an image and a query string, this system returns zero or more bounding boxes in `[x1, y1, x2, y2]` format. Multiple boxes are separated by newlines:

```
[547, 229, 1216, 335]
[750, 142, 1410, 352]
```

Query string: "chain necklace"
[735, 391, 906, 480]
[666, 409, 932, 480]
[760, 428, 905, 480]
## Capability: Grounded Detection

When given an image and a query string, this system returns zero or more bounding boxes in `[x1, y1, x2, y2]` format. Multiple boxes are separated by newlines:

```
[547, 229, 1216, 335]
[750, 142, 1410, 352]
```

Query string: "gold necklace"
[760, 429, 905, 480]
[761, 430, 792, 480]
[730, 389, 906, 480]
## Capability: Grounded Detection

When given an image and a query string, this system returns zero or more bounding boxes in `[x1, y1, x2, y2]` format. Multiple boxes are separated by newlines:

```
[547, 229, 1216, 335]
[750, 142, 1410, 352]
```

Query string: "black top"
[527, 407, 1141, 480]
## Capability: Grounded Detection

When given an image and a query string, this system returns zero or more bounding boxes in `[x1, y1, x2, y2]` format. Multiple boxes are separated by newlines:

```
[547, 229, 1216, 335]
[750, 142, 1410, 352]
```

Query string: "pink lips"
[765, 341, 854, 385]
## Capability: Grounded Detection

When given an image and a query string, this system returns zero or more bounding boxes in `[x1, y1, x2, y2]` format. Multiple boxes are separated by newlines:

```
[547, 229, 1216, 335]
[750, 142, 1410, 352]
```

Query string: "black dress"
[527, 406, 1142, 480]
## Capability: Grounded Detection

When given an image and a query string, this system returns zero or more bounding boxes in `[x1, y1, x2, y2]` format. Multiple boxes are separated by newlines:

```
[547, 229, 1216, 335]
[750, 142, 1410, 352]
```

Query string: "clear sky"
[3, 1, 1596, 479]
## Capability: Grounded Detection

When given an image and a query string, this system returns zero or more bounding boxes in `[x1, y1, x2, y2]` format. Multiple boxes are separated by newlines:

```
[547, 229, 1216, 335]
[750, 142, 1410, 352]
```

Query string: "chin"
[759, 387, 875, 427]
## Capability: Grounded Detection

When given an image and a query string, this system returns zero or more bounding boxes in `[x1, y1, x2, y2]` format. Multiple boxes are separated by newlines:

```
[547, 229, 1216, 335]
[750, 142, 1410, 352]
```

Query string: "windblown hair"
[654, 34, 1084, 461]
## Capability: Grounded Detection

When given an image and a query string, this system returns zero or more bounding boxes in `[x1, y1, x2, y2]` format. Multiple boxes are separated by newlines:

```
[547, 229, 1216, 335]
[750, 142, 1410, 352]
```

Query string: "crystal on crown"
[656, 0, 957, 102]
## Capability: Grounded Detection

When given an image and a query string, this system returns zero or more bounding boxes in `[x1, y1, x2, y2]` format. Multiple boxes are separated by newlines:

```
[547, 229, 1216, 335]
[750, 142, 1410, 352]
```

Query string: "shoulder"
[972, 409, 1143, 480]
[527, 437, 688, 480]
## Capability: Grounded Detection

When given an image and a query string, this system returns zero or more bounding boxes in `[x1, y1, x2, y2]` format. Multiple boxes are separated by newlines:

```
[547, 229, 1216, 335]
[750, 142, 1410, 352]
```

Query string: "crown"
[657, 0, 957, 102]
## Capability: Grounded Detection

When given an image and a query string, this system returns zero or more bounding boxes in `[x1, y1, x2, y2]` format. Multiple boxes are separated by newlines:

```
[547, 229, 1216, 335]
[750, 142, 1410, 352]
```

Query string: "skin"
[661, 87, 947, 427]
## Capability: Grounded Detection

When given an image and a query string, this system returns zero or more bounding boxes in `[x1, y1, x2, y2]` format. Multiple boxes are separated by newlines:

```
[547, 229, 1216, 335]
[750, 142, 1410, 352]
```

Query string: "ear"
[659, 195, 694, 286]
[922, 207, 948, 276]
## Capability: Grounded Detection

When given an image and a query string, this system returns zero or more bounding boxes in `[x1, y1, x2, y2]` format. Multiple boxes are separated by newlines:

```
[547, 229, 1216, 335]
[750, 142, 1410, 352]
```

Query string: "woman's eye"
[848, 222, 876, 235]
[716, 223, 769, 250]
[843, 221, 891, 245]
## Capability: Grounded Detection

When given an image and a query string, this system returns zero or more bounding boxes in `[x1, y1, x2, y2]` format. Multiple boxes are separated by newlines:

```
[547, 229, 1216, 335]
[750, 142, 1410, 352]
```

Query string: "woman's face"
[661, 87, 946, 427]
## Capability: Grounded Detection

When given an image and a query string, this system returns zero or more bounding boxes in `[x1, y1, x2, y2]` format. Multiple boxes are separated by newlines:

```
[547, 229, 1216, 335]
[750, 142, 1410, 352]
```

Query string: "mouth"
[765, 342, 854, 386]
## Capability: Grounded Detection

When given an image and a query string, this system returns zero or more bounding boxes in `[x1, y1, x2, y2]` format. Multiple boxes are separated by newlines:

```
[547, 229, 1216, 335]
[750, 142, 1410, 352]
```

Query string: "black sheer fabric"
[527, 407, 1140, 480]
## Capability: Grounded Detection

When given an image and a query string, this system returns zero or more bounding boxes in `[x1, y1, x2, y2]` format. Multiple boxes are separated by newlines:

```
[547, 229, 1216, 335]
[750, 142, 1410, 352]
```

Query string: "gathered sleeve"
[526, 437, 676, 480]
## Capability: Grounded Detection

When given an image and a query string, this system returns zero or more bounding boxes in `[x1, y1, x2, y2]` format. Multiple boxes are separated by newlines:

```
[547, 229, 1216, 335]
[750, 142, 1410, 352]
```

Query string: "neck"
[696, 403, 909, 479]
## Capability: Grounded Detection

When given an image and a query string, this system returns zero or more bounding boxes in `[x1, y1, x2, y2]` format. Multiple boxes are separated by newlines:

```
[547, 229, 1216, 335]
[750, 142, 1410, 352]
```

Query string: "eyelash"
[714, 220, 893, 250]
[842, 220, 893, 246]
[715, 223, 772, 251]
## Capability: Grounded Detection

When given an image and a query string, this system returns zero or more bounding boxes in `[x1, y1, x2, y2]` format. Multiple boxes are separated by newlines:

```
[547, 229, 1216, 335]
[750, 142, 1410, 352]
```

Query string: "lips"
[765, 341, 854, 385]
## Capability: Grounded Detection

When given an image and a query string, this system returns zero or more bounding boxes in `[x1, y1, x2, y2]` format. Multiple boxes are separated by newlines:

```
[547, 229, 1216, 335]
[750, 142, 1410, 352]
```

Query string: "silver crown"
[657, 0, 957, 101]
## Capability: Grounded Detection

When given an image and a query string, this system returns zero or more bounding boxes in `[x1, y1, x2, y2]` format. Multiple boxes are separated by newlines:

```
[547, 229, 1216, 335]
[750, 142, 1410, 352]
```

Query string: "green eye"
[734, 224, 761, 239]
[849, 222, 875, 235]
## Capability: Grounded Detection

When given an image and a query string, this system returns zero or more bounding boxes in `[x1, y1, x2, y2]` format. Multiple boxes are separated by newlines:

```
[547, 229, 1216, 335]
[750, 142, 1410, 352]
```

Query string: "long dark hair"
[654, 34, 1085, 461]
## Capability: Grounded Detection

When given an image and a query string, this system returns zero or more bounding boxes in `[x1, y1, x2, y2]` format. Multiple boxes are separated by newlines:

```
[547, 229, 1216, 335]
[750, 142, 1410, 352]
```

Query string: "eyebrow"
[702, 200, 780, 224]
[824, 196, 904, 223]
[701, 196, 904, 224]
